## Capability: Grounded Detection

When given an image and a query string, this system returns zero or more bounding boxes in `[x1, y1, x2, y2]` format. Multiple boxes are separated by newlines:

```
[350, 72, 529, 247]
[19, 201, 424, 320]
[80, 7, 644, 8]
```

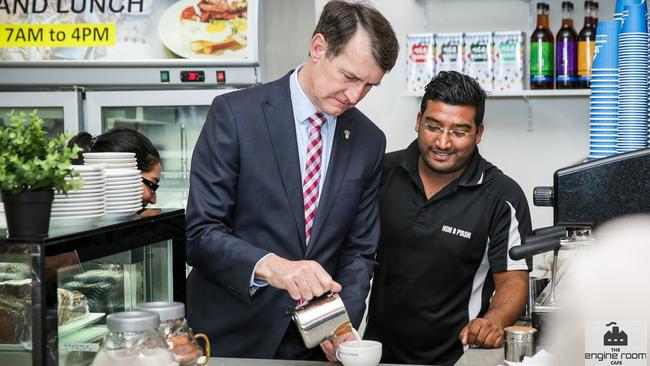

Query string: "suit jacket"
[185, 71, 386, 358]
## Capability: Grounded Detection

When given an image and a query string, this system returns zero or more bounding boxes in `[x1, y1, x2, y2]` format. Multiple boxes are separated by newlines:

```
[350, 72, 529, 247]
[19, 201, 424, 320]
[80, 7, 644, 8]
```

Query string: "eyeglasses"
[421, 122, 475, 139]
[142, 177, 159, 194]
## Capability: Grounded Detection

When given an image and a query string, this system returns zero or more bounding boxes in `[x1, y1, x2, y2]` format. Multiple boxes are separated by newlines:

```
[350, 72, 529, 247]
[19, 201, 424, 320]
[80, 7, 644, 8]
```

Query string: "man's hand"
[255, 255, 342, 300]
[459, 317, 504, 348]
[320, 331, 358, 362]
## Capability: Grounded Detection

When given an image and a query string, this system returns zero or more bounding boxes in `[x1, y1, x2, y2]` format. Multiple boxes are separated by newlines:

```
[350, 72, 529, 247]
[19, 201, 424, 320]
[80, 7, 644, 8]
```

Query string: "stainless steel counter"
[207, 347, 504, 366]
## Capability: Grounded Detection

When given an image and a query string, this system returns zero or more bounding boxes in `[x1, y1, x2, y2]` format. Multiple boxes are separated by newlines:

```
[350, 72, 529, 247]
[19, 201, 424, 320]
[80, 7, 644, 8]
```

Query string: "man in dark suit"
[185, 1, 399, 361]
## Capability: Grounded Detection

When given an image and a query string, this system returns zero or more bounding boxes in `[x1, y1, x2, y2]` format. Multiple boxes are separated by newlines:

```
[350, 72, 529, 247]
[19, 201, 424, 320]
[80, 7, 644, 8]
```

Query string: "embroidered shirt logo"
[442, 225, 472, 239]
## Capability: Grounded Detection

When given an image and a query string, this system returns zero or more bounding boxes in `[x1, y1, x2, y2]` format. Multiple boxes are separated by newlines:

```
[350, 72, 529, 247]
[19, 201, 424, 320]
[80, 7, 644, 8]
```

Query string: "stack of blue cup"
[647, 3, 650, 147]
[590, 21, 620, 160]
[618, 3, 649, 153]
[616, 0, 642, 26]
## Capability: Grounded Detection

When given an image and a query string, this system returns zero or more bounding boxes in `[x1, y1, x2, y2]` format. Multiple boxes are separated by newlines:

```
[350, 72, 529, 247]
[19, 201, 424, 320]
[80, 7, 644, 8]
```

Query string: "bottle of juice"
[578, 1, 596, 88]
[530, 2, 554, 89]
[556, 1, 578, 89]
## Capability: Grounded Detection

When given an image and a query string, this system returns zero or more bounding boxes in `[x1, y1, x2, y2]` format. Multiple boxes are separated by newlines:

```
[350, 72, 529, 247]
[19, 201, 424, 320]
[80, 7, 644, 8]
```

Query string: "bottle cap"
[136, 301, 185, 322]
[107, 311, 160, 333]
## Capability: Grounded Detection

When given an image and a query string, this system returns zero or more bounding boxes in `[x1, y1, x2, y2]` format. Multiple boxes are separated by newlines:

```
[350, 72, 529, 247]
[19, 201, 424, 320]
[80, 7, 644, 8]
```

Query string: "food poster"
[0, 0, 258, 63]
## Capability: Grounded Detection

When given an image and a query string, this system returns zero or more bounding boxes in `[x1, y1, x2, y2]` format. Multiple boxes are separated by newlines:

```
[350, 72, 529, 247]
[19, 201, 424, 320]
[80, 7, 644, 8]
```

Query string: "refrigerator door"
[85, 89, 237, 209]
[0, 91, 82, 136]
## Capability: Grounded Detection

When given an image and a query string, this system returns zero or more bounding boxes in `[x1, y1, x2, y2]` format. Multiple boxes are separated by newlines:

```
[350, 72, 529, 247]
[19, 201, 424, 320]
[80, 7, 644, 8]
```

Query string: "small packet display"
[406, 33, 435, 93]
[493, 31, 525, 91]
[463, 32, 493, 92]
[434, 33, 463, 75]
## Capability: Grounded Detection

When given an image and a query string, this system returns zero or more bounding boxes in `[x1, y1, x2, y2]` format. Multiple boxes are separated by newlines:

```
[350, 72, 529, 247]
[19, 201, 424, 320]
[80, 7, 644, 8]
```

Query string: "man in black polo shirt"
[364, 71, 531, 365]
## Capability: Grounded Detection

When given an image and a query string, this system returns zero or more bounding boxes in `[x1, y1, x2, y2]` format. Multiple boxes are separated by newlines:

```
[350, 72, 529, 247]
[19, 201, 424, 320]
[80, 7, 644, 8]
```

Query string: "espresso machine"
[509, 148, 650, 345]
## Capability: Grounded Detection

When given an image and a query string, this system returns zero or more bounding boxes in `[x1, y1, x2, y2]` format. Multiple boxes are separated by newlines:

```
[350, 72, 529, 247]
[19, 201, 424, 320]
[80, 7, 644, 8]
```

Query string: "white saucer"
[106, 202, 142, 210]
[106, 200, 141, 207]
[86, 162, 137, 169]
[106, 176, 141, 183]
[74, 175, 106, 182]
[52, 201, 106, 209]
[106, 186, 141, 194]
[53, 193, 104, 204]
[70, 165, 104, 173]
[66, 188, 106, 195]
[83, 152, 135, 159]
[51, 208, 106, 217]
[104, 169, 142, 177]
[84, 158, 136, 164]
[105, 183, 141, 190]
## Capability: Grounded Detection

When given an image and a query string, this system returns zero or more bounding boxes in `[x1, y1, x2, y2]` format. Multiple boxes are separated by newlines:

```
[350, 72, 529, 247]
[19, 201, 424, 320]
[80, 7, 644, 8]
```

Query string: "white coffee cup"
[336, 340, 382, 366]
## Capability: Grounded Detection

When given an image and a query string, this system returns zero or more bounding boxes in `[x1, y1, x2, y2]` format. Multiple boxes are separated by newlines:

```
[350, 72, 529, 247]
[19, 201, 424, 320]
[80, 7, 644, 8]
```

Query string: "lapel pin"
[344, 130, 351, 140]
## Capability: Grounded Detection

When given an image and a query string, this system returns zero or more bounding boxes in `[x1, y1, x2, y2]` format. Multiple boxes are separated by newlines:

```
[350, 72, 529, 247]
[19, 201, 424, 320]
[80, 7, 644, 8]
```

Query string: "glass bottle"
[578, 1, 596, 88]
[593, 1, 599, 29]
[136, 302, 210, 366]
[556, 1, 579, 89]
[92, 311, 178, 366]
[530, 2, 555, 89]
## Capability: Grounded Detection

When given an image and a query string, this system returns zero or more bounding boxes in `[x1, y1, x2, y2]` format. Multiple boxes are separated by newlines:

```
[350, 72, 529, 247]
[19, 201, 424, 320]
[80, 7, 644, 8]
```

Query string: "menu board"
[0, 0, 258, 64]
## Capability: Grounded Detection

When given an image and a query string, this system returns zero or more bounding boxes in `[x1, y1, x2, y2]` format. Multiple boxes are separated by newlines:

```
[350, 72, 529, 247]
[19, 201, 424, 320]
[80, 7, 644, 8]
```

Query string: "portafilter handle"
[509, 236, 562, 261]
[532, 225, 566, 237]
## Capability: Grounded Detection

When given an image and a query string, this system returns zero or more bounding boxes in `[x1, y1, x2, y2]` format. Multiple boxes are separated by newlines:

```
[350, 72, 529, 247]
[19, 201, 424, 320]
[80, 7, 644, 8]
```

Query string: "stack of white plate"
[104, 169, 143, 217]
[51, 165, 107, 222]
[83, 152, 138, 170]
[82, 152, 143, 217]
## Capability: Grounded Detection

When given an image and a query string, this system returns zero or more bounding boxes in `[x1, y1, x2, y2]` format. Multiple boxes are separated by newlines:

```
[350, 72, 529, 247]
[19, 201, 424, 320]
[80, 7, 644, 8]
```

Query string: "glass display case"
[0, 209, 185, 366]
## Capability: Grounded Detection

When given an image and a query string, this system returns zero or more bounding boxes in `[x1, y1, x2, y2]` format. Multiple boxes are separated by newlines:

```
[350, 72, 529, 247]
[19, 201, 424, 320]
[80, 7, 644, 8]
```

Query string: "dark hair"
[420, 71, 487, 126]
[68, 127, 161, 172]
[313, 0, 399, 72]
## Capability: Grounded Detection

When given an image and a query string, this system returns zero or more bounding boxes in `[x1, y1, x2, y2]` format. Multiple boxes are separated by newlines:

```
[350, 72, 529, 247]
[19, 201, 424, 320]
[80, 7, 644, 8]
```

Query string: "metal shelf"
[402, 89, 591, 98]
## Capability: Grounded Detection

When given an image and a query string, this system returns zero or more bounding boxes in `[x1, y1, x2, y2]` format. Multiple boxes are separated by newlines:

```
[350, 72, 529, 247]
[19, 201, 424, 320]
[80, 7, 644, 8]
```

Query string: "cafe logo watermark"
[585, 321, 647, 365]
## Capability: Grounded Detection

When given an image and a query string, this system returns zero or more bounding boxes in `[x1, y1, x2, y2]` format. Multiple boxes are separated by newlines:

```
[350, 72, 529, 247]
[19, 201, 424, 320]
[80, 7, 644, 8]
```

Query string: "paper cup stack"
[589, 20, 620, 160]
[51, 165, 107, 223]
[83, 152, 143, 217]
[617, 3, 649, 153]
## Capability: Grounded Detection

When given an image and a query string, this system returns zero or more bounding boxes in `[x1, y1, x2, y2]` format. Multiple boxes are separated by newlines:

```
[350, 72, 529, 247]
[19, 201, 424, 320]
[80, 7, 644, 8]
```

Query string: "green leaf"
[0, 110, 82, 193]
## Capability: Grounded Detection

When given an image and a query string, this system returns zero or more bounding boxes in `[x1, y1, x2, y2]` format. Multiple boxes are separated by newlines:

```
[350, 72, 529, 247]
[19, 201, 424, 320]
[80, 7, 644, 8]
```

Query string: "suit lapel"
[305, 112, 354, 257]
[262, 75, 307, 249]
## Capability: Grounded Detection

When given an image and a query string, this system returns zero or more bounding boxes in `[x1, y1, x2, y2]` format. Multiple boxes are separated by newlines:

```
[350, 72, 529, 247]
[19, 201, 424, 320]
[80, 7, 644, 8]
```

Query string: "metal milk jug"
[292, 292, 352, 349]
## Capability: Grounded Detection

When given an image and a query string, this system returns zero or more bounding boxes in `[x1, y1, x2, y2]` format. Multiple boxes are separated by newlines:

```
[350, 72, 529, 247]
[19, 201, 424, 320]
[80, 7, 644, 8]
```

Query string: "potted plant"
[0, 110, 81, 238]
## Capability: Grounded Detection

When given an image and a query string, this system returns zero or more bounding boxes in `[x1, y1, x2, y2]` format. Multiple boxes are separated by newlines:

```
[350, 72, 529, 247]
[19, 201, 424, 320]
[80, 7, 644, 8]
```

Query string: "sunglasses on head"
[142, 177, 159, 193]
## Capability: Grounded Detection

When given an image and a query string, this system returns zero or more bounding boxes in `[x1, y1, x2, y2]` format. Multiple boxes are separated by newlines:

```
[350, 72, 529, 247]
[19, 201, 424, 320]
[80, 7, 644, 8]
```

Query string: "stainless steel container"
[292, 292, 351, 349]
[504, 326, 537, 362]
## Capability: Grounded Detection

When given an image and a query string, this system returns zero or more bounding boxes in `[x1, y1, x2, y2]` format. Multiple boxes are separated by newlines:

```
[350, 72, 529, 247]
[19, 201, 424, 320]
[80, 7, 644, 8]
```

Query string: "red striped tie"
[303, 112, 326, 245]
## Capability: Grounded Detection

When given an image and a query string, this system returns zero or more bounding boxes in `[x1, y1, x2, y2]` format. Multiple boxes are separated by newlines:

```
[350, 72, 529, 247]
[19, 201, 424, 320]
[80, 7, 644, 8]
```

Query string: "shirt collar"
[289, 65, 334, 125]
[399, 139, 488, 187]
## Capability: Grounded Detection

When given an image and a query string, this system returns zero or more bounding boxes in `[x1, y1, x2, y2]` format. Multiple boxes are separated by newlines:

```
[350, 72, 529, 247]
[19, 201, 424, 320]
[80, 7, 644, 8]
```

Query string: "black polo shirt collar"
[398, 139, 490, 194]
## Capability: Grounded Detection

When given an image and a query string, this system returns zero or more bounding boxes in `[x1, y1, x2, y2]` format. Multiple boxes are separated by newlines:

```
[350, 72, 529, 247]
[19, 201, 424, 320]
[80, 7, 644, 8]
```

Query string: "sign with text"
[585, 321, 647, 366]
[0, 0, 258, 63]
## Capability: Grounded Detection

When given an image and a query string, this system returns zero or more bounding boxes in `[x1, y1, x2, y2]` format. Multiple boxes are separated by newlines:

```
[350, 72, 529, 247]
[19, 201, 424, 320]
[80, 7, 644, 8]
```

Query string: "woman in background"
[68, 127, 161, 208]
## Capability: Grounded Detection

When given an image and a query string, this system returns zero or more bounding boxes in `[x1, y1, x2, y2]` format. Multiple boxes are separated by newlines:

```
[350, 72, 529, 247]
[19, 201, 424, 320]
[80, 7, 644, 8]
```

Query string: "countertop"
[207, 347, 504, 366]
